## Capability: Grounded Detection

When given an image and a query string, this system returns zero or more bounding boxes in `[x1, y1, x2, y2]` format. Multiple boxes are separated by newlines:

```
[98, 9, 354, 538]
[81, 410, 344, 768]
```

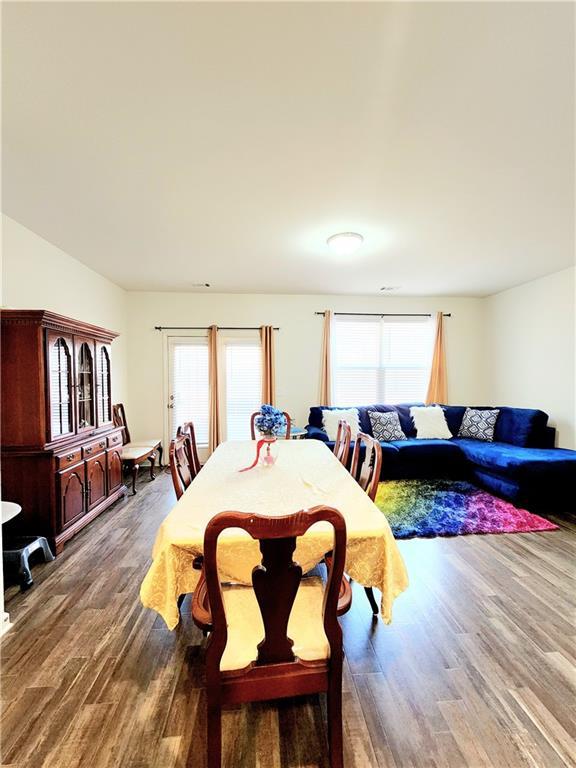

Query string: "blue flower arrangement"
[254, 404, 286, 437]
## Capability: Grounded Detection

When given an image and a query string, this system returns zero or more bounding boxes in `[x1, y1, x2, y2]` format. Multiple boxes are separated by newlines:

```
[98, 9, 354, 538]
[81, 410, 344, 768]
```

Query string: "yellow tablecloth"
[140, 440, 408, 629]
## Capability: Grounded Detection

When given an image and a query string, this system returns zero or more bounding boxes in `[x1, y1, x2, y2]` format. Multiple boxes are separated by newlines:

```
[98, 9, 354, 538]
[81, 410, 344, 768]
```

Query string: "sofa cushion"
[455, 439, 576, 480]
[410, 405, 452, 439]
[388, 438, 467, 478]
[369, 411, 407, 441]
[441, 405, 549, 447]
[457, 407, 499, 441]
[321, 408, 361, 440]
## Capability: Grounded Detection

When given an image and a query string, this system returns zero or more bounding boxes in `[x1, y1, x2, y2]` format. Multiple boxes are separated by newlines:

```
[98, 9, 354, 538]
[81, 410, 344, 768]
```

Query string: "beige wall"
[3, 216, 573, 450]
[127, 292, 488, 443]
[485, 267, 575, 448]
[1, 216, 129, 405]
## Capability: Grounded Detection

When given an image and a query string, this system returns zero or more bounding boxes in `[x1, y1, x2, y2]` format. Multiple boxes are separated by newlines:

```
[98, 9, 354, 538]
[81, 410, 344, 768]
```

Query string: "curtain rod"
[154, 325, 280, 331]
[314, 312, 451, 318]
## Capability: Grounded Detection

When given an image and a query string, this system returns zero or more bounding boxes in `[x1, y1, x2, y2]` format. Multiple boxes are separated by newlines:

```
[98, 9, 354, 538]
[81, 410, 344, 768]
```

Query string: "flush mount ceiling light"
[326, 232, 364, 256]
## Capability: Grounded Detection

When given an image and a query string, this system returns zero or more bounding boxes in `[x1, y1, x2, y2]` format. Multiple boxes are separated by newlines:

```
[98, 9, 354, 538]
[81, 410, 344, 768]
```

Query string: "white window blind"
[169, 338, 209, 444]
[224, 339, 262, 441]
[332, 316, 434, 406]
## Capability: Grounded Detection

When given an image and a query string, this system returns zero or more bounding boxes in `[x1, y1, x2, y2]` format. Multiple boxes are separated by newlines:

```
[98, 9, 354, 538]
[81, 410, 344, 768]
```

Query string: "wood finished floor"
[1, 469, 575, 768]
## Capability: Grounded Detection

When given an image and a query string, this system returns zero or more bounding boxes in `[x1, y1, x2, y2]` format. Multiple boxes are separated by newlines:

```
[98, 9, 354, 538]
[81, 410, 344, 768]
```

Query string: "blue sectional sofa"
[305, 403, 575, 514]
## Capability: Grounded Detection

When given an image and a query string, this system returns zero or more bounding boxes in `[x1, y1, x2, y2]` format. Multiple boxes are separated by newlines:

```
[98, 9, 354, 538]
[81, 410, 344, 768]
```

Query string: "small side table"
[290, 426, 307, 440]
[2, 502, 55, 590]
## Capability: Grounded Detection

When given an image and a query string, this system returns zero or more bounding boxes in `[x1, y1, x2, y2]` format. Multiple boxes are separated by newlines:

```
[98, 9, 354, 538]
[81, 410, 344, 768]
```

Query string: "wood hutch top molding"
[1, 309, 119, 342]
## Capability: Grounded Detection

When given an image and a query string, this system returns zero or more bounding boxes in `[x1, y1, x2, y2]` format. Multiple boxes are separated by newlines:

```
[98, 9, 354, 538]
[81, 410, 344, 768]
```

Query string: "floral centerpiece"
[240, 405, 285, 471]
[254, 404, 286, 437]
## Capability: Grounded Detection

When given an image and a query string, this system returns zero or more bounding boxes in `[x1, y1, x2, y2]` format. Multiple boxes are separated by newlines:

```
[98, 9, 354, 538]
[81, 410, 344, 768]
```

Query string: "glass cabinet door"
[47, 332, 75, 441]
[74, 337, 96, 432]
[95, 342, 112, 427]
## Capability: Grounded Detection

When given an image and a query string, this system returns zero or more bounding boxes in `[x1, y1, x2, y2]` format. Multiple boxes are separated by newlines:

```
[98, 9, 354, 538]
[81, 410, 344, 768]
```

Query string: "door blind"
[169, 338, 210, 444]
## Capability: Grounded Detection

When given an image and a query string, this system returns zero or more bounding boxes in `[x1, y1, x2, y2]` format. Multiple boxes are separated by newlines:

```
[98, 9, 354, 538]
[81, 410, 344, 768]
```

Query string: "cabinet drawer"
[56, 449, 82, 469]
[107, 432, 123, 448]
[82, 438, 107, 458]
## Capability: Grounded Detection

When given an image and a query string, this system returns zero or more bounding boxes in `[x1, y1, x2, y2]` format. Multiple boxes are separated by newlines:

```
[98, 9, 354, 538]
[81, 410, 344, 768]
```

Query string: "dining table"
[140, 439, 409, 629]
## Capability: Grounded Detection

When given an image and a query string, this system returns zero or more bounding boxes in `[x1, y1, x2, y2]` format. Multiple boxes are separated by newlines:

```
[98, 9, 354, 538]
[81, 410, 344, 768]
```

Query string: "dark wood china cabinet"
[1, 310, 128, 553]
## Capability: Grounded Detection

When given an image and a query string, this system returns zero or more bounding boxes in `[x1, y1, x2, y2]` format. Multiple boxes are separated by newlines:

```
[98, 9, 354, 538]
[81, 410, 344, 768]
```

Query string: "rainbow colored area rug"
[375, 479, 558, 539]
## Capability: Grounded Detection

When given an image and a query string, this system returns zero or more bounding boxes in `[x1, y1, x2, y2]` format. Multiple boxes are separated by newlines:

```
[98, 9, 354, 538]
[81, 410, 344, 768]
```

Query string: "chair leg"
[157, 443, 163, 468]
[206, 688, 222, 768]
[149, 453, 156, 481]
[327, 665, 344, 768]
[131, 463, 139, 495]
[364, 586, 379, 615]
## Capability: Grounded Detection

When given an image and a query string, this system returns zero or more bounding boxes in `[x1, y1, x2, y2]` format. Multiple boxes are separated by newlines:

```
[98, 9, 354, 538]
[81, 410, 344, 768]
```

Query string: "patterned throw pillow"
[458, 407, 499, 441]
[369, 411, 407, 441]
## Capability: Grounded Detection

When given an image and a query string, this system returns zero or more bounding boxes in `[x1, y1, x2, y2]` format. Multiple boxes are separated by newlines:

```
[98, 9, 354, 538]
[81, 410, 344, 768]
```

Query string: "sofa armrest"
[305, 425, 329, 442]
[541, 426, 556, 448]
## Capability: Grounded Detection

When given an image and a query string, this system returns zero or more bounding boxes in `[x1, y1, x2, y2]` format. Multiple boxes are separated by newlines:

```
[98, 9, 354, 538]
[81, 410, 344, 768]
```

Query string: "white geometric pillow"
[458, 407, 499, 441]
[368, 411, 407, 441]
[321, 408, 361, 441]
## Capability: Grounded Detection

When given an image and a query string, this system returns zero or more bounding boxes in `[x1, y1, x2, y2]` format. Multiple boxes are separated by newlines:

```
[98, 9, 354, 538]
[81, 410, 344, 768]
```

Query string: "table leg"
[132, 464, 139, 495]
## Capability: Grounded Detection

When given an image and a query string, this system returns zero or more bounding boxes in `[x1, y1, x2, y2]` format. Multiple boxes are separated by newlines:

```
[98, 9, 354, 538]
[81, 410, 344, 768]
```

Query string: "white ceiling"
[2, 2, 574, 296]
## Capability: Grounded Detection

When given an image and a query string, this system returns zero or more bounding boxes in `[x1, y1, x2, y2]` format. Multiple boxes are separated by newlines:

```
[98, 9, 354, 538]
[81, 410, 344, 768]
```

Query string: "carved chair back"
[176, 421, 201, 476]
[349, 432, 382, 502]
[333, 420, 352, 466]
[169, 434, 195, 499]
[192, 506, 349, 768]
[112, 403, 131, 445]
[198, 506, 346, 670]
[249, 410, 292, 440]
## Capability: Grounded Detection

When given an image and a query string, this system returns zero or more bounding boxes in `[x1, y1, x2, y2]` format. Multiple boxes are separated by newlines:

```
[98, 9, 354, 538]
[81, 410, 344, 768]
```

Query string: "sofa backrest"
[440, 405, 550, 447]
[308, 403, 423, 439]
[309, 403, 551, 447]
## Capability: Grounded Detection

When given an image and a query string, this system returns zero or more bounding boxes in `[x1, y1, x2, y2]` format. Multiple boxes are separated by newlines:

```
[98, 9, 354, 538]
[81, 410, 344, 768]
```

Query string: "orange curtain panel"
[208, 324, 221, 452]
[319, 310, 333, 405]
[426, 312, 447, 404]
[260, 325, 276, 405]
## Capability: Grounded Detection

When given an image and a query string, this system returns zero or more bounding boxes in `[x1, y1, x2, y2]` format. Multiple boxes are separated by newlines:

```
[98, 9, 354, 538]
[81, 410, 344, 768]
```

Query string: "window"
[222, 338, 262, 440]
[332, 316, 434, 405]
[168, 337, 209, 444]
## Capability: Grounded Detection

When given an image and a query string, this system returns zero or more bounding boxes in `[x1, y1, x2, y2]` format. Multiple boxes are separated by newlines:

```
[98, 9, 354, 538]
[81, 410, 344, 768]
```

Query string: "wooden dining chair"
[176, 421, 202, 476]
[333, 419, 352, 467]
[349, 432, 383, 615]
[250, 410, 292, 440]
[191, 506, 351, 768]
[169, 434, 195, 500]
[113, 403, 163, 494]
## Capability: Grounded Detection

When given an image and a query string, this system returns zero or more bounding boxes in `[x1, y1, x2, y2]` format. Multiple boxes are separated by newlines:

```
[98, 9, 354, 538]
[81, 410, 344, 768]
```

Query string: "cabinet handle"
[85, 446, 93, 455]
[66, 454, 75, 461]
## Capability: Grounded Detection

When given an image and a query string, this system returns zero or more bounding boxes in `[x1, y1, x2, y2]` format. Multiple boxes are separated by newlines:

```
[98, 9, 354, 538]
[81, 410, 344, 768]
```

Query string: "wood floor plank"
[2, 469, 575, 767]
